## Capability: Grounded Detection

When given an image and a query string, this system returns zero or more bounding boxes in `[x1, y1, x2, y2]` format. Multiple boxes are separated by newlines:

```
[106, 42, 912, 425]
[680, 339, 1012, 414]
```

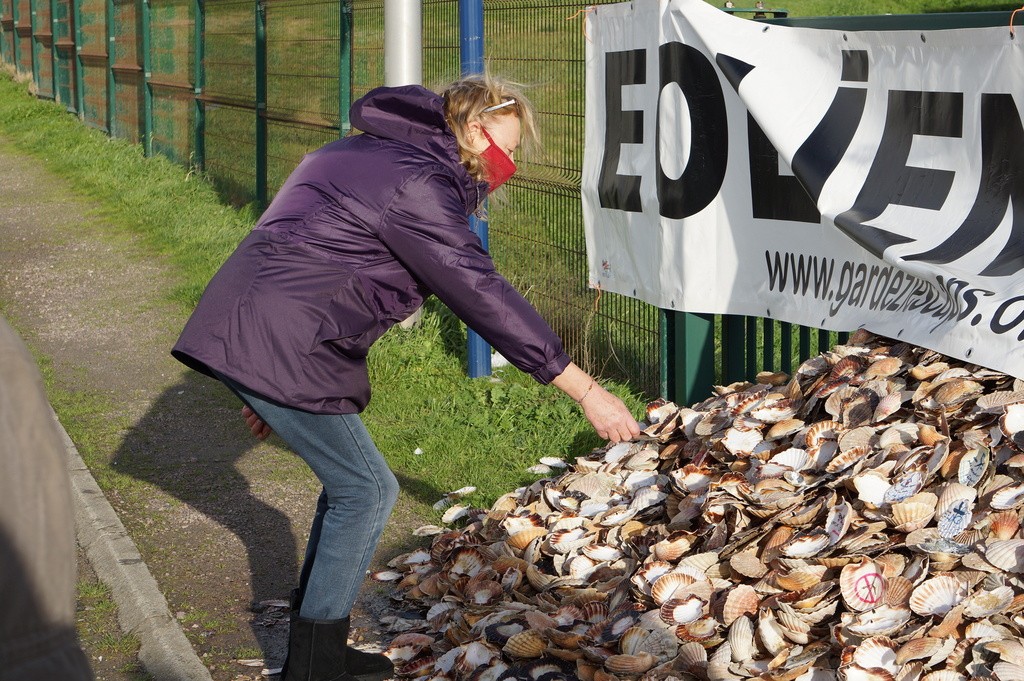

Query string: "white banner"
[582, 0, 1024, 378]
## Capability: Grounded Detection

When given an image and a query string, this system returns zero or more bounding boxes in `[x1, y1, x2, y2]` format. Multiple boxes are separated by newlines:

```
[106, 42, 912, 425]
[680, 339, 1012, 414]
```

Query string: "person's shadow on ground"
[111, 371, 305, 663]
[111, 369, 448, 667]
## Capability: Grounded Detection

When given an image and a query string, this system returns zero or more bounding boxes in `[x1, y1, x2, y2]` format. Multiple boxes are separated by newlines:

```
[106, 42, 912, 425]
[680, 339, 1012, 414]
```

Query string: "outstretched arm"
[551, 362, 641, 443]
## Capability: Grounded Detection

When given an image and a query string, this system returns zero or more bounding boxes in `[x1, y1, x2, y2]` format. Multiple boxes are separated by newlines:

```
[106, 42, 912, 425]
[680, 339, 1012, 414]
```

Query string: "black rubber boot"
[283, 616, 356, 681]
[283, 589, 394, 681]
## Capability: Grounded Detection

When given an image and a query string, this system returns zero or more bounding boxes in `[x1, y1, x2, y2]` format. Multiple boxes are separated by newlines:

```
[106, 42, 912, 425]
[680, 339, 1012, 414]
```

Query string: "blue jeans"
[216, 373, 400, 620]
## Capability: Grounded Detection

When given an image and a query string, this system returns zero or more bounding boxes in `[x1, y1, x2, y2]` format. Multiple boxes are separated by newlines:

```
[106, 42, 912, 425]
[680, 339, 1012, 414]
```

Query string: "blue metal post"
[460, 0, 490, 378]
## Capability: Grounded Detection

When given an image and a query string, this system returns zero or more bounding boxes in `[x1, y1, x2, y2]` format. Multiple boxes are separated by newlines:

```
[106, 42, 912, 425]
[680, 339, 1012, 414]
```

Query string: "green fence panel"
[202, 0, 256, 203]
[0, 0, 11, 66]
[110, 0, 142, 142]
[483, 0, 662, 397]
[31, 0, 56, 98]
[149, 0, 192, 163]
[53, 0, 75, 109]
[264, 0, 342, 131]
[421, 0, 457, 87]
[77, 0, 108, 130]
[15, 0, 31, 74]
[349, 0, 380, 101]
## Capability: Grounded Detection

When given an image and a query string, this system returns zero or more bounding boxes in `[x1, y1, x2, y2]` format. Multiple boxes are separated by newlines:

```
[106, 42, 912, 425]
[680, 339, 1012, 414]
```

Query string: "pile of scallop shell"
[376, 330, 1024, 681]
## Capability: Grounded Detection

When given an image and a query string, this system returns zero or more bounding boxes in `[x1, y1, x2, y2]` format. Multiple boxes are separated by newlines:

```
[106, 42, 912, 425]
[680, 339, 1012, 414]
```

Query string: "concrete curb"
[63, 410, 215, 681]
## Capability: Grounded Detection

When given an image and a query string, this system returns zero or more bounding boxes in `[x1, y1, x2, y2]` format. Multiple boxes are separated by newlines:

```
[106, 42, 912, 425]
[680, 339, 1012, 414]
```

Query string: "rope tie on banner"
[566, 6, 597, 43]
[1012, 4, 1024, 37]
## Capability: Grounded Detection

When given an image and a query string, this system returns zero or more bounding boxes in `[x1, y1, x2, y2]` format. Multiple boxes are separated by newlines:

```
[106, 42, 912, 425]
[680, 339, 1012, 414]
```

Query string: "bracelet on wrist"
[575, 381, 597, 404]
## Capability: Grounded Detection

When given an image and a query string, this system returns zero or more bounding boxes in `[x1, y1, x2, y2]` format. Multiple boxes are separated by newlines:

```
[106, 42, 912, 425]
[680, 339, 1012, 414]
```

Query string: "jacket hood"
[350, 85, 465, 171]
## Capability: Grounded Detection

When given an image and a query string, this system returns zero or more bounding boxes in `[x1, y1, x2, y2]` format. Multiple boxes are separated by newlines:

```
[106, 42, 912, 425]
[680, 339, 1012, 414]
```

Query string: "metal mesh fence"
[111, 0, 142, 142]
[483, 0, 660, 396]
[53, 0, 76, 109]
[77, 0, 107, 130]
[31, 0, 54, 98]
[264, 0, 344, 195]
[149, 0, 192, 163]
[349, 0, 381, 101]
[0, 0, 10, 66]
[14, 0, 30, 74]
[202, 0, 255, 201]
[421, 0, 458, 88]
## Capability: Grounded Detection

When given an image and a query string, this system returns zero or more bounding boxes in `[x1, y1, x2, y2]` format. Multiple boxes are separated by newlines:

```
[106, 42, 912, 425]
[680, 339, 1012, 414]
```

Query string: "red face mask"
[481, 128, 517, 193]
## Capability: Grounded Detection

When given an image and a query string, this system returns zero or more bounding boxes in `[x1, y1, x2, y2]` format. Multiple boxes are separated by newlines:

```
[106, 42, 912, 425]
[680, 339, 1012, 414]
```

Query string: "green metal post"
[799, 326, 811, 363]
[255, 0, 266, 205]
[722, 314, 746, 385]
[12, 0, 19, 75]
[762, 319, 775, 372]
[780, 322, 793, 373]
[192, 0, 203, 169]
[49, 0, 57, 99]
[72, 0, 83, 116]
[338, 0, 350, 134]
[29, 0, 38, 89]
[140, 0, 151, 155]
[745, 316, 757, 378]
[104, 0, 112, 133]
[663, 311, 715, 406]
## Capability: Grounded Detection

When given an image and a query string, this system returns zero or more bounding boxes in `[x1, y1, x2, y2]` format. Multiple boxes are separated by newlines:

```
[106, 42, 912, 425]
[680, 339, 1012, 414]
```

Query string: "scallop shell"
[1001, 403, 1024, 450]
[508, 527, 547, 550]
[883, 468, 926, 503]
[853, 636, 899, 673]
[991, 483, 1024, 510]
[729, 550, 768, 579]
[853, 471, 892, 506]
[502, 630, 546, 659]
[548, 527, 595, 554]
[908, 576, 967, 616]
[982, 539, 1024, 573]
[651, 531, 695, 562]
[649, 572, 697, 606]
[841, 557, 887, 611]
[676, 617, 719, 643]
[988, 510, 1021, 540]
[727, 615, 755, 662]
[826, 500, 854, 544]
[450, 547, 487, 577]
[993, 663, 1024, 681]
[766, 419, 805, 441]
[963, 585, 1015, 618]
[937, 482, 978, 516]
[890, 493, 937, 533]
[603, 652, 656, 675]
[722, 584, 759, 626]
[882, 576, 913, 607]
[958, 446, 990, 487]
[775, 565, 828, 592]
[936, 498, 973, 539]
[781, 529, 831, 558]
[844, 606, 912, 637]
[659, 595, 706, 625]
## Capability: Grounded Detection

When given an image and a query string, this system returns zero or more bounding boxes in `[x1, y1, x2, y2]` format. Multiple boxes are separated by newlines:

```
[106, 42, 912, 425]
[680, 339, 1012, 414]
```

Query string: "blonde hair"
[441, 74, 540, 183]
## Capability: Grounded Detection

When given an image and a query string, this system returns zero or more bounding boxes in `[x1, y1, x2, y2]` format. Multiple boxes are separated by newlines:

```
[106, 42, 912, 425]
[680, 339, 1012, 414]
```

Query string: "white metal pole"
[387, 0, 425, 328]
[384, 0, 422, 87]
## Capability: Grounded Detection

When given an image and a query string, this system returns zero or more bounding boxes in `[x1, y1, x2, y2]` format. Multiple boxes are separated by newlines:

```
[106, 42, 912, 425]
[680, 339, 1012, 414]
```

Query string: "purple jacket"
[172, 85, 571, 414]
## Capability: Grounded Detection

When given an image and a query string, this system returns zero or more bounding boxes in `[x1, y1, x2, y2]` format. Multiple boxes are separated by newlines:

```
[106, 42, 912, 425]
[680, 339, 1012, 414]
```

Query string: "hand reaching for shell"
[579, 383, 642, 443]
[551, 361, 641, 443]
